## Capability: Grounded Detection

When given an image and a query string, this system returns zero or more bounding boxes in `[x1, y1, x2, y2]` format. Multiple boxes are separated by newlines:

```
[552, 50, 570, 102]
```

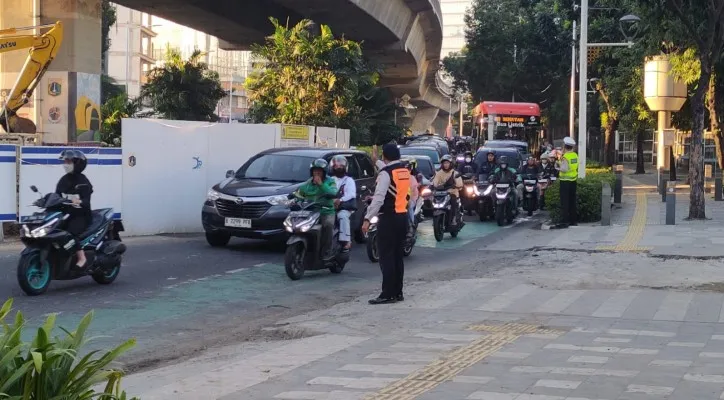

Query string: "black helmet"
[59, 149, 87, 174]
[309, 158, 329, 177]
[498, 156, 509, 168]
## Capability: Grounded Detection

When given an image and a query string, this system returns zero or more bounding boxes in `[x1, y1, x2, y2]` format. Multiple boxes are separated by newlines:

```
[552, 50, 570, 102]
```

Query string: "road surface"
[0, 216, 533, 372]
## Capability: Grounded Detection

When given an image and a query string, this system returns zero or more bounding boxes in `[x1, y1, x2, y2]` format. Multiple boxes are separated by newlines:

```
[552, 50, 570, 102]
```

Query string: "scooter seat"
[79, 209, 112, 238]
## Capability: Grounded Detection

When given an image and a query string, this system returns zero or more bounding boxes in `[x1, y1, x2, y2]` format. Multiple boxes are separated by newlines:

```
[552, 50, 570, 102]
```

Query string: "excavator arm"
[0, 21, 63, 134]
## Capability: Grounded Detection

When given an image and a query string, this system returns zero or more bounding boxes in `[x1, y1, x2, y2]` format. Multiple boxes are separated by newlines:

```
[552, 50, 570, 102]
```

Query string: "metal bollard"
[614, 165, 623, 204]
[661, 178, 667, 203]
[716, 174, 723, 201]
[666, 181, 676, 225]
[601, 182, 612, 226]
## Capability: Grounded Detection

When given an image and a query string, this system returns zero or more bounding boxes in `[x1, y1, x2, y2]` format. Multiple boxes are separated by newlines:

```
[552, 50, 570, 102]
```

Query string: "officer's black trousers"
[377, 213, 408, 299]
[559, 180, 578, 225]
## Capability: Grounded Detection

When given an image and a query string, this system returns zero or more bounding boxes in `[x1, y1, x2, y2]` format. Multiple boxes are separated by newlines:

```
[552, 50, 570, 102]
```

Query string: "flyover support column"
[410, 107, 440, 134]
[0, 0, 102, 143]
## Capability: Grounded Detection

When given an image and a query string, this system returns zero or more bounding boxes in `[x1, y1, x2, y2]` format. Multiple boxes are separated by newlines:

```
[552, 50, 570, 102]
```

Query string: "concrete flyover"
[112, 0, 459, 132]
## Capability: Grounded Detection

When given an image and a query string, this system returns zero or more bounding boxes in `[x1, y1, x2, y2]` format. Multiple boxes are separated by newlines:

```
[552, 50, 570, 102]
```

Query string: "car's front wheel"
[206, 231, 231, 247]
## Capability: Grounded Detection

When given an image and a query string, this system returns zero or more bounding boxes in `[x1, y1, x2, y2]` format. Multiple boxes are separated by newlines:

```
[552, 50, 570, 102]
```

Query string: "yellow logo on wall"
[75, 95, 101, 132]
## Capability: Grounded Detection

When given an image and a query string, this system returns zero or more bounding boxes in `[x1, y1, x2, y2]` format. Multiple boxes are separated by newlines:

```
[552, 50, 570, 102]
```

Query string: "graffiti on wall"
[74, 73, 101, 142]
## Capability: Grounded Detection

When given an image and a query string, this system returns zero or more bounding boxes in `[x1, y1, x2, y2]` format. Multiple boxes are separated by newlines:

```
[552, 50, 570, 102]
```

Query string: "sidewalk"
[123, 258, 724, 400]
[495, 190, 724, 258]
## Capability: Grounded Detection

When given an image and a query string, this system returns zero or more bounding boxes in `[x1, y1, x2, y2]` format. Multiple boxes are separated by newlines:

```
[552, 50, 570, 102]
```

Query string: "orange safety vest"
[382, 164, 411, 214]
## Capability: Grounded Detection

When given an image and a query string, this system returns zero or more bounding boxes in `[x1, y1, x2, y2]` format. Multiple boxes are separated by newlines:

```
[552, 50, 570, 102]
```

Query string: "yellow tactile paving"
[364, 324, 563, 400]
[597, 191, 652, 253]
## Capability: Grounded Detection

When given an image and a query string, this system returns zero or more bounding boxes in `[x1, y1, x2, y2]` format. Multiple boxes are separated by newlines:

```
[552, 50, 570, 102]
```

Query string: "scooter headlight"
[466, 186, 475, 195]
[28, 217, 60, 238]
[369, 216, 379, 224]
[421, 187, 432, 197]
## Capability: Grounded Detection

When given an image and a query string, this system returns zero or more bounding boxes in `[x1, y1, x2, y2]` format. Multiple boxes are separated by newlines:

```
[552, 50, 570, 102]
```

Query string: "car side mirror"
[30, 185, 38, 193]
[226, 170, 235, 178]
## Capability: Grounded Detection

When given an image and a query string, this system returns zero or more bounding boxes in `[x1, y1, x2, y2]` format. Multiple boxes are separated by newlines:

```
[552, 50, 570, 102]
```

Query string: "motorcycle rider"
[404, 158, 420, 237]
[295, 159, 338, 260]
[489, 155, 521, 207]
[456, 151, 478, 175]
[518, 156, 541, 207]
[541, 152, 559, 178]
[432, 155, 464, 226]
[478, 151, 497, 178]
[330, 155, 356, 251]
[55, 150, 93, 269]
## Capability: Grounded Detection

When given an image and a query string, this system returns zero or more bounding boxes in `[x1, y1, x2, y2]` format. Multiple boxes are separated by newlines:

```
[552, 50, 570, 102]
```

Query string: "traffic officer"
[555, 136, 579, 229]
[362, 143, 411, 304]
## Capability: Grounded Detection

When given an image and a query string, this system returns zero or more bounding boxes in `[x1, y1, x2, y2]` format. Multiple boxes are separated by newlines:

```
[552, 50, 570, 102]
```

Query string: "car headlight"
[267, 195, 290, 206]
[29, 218, 59, 238]
[207, 189, 221, 201]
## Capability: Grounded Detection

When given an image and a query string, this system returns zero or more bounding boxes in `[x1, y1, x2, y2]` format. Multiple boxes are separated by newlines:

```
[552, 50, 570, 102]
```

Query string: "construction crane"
[0, 21, 63, 134]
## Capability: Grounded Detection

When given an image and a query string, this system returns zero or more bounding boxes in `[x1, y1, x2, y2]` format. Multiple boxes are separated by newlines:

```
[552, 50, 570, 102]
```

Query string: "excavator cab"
[0, 22, 63, 134]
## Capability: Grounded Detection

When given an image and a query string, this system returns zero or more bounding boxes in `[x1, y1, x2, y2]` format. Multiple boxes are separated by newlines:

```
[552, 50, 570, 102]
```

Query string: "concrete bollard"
[601, 182, 612, 226]
[666, 181, 676, 225]
[716, 174, 723, 201]
[614, 165, 623, 204]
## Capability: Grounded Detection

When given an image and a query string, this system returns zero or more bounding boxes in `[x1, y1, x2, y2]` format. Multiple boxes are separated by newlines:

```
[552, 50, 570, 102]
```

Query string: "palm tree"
[141, 48, 226, 121]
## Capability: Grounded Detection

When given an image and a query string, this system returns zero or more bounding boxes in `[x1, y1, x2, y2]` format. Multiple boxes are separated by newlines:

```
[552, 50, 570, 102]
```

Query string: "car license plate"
[225, 218, 251, 228]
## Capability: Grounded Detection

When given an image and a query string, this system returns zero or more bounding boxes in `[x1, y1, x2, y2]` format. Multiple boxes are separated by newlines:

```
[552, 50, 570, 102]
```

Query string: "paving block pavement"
[124, 275, 724, 400]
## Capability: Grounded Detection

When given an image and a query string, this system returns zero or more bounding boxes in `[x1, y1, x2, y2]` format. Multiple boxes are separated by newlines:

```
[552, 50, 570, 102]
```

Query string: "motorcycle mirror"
[226, 170, 235, 178]
[30, 185, 38, 193]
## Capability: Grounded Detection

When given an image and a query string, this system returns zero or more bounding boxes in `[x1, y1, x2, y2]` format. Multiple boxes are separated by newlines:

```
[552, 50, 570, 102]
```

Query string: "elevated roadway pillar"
[0, 0, 101, 143]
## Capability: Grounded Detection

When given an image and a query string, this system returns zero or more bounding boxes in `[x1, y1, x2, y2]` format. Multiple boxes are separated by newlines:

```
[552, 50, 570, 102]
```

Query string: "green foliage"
[101, 0, 116, 71]
[442, 0, 574, 126]
[101, 75, 125, 105]
[0, 298, 138, 400]
[246, 18, 401, 146]
[141, 48, 226, 122]
[100, 94, 140, 147]
[545, 168, 615, 224]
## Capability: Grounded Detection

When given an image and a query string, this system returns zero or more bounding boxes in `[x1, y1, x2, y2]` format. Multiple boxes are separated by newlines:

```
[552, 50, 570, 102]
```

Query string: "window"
[237, 154, 314, 182]
[355, 154, 375, 178]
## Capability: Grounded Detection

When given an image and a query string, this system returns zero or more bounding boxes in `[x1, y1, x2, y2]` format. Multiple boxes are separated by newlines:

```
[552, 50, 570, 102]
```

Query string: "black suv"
[202, 147, 376, 246]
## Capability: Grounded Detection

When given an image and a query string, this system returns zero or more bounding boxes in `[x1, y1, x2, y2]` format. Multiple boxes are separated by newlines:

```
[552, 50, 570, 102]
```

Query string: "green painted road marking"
[415, 220, 501, 249]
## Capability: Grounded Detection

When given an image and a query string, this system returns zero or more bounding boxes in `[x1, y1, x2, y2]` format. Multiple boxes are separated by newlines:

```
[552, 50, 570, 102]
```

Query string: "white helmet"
[563, 136, 576, 147]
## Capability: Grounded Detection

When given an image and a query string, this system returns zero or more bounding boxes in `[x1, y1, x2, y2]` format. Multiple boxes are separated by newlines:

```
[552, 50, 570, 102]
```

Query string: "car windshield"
[414, 159, 434, 178]
[485, 141, 528, 153]
[401, 147, 441, 163]
[474, 149, 521, 169]
[236, 154, 315, 182]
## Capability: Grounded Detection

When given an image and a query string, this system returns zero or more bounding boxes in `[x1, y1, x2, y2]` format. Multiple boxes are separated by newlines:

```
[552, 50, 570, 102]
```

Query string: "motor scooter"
[476, 173, 495, 221]
[365, 197, 422, 262]
[522, 174, 540, 216]
[17, 185, 126, 296]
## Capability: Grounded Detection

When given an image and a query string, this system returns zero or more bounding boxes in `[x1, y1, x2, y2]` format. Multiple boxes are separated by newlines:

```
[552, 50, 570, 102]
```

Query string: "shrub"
[0, 298, 139, 400]
[545, 168, 615, 223]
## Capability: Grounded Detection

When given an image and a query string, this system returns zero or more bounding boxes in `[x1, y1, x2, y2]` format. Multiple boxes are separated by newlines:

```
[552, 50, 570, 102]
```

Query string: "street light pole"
[569, 20, 577, 139]
[577, 0, 589, 179]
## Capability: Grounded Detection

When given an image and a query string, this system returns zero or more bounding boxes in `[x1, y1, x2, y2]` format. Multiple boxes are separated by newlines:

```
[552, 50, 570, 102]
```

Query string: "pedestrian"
[554, 136, 579, 229]
[362, 143, 411, 304]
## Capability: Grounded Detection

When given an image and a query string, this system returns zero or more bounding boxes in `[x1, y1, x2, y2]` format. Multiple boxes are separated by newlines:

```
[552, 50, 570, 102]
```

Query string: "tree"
[101, 74, 125, 104]
[443, 0, 574, 128]
[642, 0, 724, 219]
[100, 93, 140, 146]
[141, 48, 226, 121]
[101, 0, 116, 72]
[246, 18, 396, 145]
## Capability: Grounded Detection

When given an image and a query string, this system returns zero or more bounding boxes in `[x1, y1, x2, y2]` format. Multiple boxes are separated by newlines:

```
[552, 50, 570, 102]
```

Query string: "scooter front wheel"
[284, 243, 306, 280]
[366, 231, 379, 262]
[17, 251, 52, 296]
[496, 205, 505, 226]
[433, 215, 445, 242]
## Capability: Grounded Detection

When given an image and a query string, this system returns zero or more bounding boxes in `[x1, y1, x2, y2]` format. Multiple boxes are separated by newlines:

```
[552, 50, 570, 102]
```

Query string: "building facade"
[440, 0, 473, 58]
[106, 5, 157, 98]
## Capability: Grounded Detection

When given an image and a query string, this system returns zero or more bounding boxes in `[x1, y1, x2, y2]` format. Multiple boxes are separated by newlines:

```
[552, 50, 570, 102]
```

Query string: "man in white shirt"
[330, 155, 357, 250]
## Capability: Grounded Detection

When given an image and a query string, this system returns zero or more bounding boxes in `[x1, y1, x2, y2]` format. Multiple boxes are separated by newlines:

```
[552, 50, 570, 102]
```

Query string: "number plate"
[434, 191, 448, 196]
[289, 211, 312, 218]
[225, 218, 251, 228]
[524, 180, 537, 184]
[496, 184, 509, 189]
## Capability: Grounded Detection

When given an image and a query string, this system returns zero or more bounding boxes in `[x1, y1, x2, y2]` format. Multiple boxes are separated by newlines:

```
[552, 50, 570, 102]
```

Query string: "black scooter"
[283, 197, 349, 280]
[476, 173, 495, 221]
[432, 185, 465, 242]
[491, 180, 518, 226]
[521, 174, 540, 216]
[17, 185, 126, 296]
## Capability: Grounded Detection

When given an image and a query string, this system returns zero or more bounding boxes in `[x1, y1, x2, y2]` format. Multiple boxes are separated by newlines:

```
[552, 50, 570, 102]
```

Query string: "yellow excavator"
[0, 21, 63, 134]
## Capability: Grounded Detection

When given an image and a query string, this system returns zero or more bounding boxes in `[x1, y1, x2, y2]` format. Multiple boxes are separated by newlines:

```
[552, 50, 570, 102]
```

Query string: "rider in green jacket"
[294, 159, 338, 259]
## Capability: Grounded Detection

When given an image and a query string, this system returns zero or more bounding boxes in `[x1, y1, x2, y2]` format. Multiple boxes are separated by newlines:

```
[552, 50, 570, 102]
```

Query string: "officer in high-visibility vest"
[363, 143, 411, 304]
[555, 136, 579, 229]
